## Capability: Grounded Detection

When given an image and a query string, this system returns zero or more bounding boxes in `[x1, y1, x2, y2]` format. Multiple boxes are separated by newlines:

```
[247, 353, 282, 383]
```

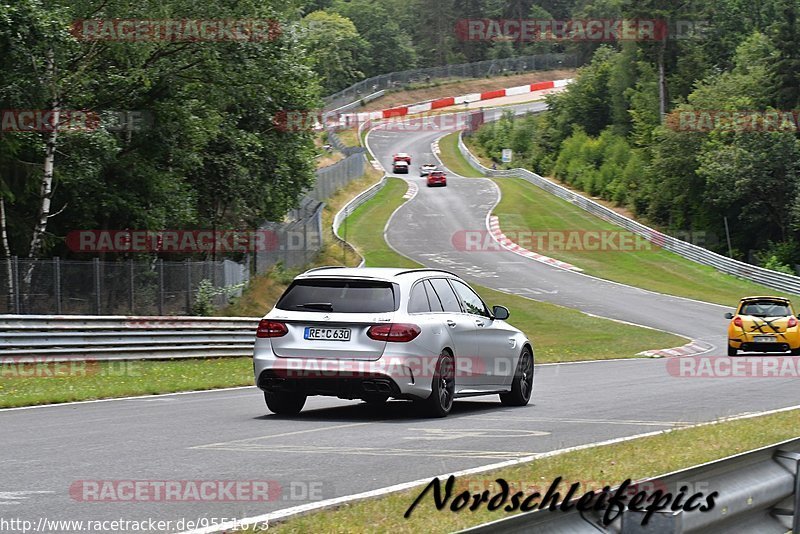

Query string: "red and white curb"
[432, 139, 441, 155]
[403, 181, 418, 200]
[637, 340, 714, 358]
[335, 78, 573, 125]
[488, 215, 583, 272]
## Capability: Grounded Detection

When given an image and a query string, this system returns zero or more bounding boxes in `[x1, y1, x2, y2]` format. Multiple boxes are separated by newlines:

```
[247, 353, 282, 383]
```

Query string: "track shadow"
[254, 399, 535, 423]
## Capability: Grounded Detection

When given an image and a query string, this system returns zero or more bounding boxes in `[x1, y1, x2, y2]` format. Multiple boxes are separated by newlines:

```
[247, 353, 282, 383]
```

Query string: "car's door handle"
[446, 320, 457, 328]
[475, 319, 485, 327]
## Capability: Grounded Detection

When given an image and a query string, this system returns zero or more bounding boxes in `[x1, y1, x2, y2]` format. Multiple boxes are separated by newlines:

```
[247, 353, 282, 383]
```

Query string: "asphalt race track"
[3, 110, 800, 532]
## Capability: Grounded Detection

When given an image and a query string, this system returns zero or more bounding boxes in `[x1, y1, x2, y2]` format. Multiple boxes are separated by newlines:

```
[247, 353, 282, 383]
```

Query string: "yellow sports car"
[725, 296, 800, 356]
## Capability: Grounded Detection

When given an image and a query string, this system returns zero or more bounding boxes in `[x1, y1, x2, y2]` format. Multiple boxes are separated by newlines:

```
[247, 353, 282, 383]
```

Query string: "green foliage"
[192, 279, 217, 316]
[0, 0, 320, 260]
[470, 15, 800, 262]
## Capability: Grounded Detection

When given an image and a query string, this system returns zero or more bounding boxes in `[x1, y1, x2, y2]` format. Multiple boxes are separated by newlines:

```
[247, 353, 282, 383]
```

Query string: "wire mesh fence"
[1, 257, 248, 315]
[323, 53, 578, 110]
[2, 150, 368, 315]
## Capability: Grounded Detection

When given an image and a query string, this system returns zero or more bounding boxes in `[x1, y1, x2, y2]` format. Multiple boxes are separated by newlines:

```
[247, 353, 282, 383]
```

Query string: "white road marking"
[189, 422, 372, 449]
[176, 403, 800, 534]
[0, 491, 54, 506]
[190, 444, 534, 460]
[466, 415, 692, 427]
[406, 428, 550, 440]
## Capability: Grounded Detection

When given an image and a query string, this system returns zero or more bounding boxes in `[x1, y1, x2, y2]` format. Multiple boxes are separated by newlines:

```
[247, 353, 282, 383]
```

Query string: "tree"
[300, 11, 367, 93]
[330, 0, 417, 76]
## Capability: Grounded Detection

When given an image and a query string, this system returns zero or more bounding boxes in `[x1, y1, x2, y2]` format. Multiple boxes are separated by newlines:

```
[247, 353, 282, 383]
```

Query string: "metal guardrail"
[457, 127, 800, 296]
[0, 315, 259, 361]
[332, 175, 388, 268]
[323, 53, 577, 110]
[458, 436, 800, 533]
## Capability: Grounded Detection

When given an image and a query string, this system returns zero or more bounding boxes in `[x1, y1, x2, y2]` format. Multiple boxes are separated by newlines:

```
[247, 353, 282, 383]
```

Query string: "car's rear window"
[740, 301, 791, 317]
[276, 279, 399, 313]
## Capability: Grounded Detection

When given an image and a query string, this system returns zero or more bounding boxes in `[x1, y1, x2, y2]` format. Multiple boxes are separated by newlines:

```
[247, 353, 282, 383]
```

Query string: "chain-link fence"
[1, 147, 368, 315]
[253, 152, 366, 272]
[323, 53, 578, 110]
[1, 257, 248, 315]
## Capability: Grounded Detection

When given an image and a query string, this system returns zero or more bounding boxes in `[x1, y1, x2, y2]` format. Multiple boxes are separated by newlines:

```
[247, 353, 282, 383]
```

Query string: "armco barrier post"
[12, 255, 20, 313]
[93, 257, 101, 314]
[128, 259, 135, 314]
[158, 259, 164, 315]
[773, 450, 800, 533]
[54, 257, 62, 314]
[185, 259, 192, 314]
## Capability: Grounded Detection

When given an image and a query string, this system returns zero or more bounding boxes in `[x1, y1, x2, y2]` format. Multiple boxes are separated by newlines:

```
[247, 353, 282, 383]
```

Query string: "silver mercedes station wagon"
[254, 267, 534, 417]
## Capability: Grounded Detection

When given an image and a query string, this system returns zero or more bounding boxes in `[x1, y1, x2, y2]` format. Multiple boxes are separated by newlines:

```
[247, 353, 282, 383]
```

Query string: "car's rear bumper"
[729, 333, 800, 352]
[254, 349, 437, 400]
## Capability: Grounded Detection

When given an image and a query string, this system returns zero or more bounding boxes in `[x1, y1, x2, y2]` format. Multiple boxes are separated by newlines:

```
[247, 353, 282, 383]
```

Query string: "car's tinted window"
[740, 301, 791, 317]
[276, 279, 398, 313]
[428, 278, 462, 313]
[450, 280, 490, 317]
[407, 282, 431, 313]
[424, 280, 444, 312]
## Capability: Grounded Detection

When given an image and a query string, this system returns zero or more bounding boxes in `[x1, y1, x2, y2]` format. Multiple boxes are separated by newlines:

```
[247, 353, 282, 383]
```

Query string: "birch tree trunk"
[1, 196, 13, 309]
[24, 48, 60, 287]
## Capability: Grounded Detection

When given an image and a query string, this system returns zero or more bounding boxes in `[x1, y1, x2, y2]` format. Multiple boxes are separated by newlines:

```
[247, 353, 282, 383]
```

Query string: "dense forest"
[0, 0, 577, 261]
[469, 0, 800, 271]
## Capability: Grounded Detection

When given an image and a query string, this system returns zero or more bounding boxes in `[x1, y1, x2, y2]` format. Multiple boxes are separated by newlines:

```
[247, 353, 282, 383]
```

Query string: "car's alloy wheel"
[500, 347, 534, 406]
[264, 391, 307, 415]
[423, 351, 455, 417]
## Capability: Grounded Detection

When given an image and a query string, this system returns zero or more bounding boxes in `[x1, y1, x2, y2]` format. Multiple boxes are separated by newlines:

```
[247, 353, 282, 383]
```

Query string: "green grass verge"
[494, 178, 800, 307]
[437, 131, 485, 178]
[0, 358, 253, 409]
[0, 169, 384, 409]
[345, 177, 685, 363]
[262, 408, 800, 533]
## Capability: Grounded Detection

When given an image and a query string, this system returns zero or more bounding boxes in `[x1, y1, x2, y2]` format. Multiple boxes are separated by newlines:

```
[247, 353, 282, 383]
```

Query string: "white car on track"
[253, 267, 534, 417]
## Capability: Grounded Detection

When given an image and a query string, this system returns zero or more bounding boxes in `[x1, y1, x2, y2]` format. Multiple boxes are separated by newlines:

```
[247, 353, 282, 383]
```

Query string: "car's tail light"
[256, 319, 288, 338]
[733, 316, 743, 328]
[788, 317, 798, 328]
[367, 323, 421, 342]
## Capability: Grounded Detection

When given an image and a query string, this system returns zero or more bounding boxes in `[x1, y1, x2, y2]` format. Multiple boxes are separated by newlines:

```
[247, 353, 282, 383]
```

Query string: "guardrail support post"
[185, 259, 191, 314]
[12, 255, 20, 313]
[773, 450, 800, 533]
[158, 259, 164, 315]
[54, 257, 61, 314]
[129, 260, 135, 314]
[93, 257, 101, 314]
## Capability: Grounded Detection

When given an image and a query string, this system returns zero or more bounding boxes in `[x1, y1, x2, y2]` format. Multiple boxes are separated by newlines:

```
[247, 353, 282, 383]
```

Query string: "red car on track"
[427, 170, 447, 187]
[393, 152, 411, 164]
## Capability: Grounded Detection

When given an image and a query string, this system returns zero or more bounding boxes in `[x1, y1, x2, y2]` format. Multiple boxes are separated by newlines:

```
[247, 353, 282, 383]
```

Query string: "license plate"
[304, 327, 351, 341]
[754, 336, 776, 343]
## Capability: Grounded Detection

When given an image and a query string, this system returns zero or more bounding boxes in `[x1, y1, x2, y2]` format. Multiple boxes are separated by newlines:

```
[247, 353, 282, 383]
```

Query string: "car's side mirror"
[492, 305, 510, 320]
[724, 312, 733, 319]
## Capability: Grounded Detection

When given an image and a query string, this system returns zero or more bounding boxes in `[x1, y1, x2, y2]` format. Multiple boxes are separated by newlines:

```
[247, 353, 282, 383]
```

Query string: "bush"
[192, 279, 217, 316]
